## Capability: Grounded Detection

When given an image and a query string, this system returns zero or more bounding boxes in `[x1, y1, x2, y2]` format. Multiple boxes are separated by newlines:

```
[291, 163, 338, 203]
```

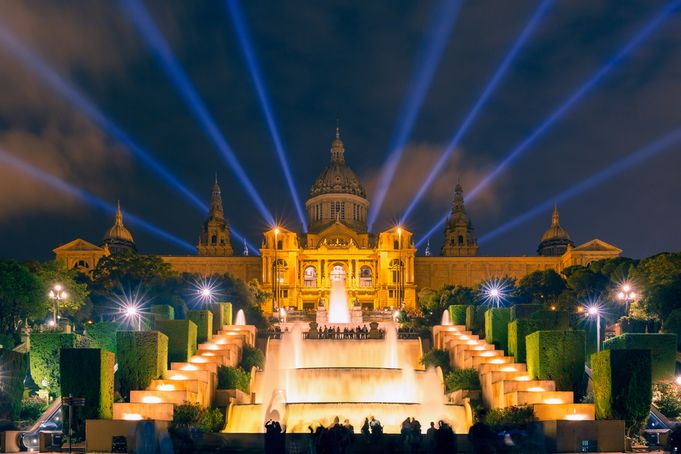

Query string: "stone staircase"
[436, 325, 594, 421]
[112, 325, 255, 422]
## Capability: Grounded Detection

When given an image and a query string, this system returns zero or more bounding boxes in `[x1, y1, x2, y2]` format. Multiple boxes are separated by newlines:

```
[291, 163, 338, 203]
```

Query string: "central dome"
[310, 128, 367, 198]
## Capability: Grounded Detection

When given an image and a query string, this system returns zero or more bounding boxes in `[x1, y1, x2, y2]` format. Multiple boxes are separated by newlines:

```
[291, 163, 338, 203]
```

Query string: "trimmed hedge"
[444, 368, 481, 392]
[188, 310, 213, 344]
[530, 310, 569, 330]
[619, 316, 660, 334]
[217, 366, 249, 392]
[60, 348, 114, 420]
[86, 322, 119, 355]
[526, 330, 585, 392]
[156, 320, 198, 364]
[592, 349, 651, 435]
[30, 332, 90, 396]
[116, 331, 168, 398]
[0, 349, 28, 420]
[485, 308, 511, 353]
[510, 304, 543, 321]
[466, 305, 486, 335]
[150, 304, 175, 323]
[448, 305, 470, 325]
[210, 302, 232, 330]
[508, 319, 542, 363]
[603, 333, 677, 383]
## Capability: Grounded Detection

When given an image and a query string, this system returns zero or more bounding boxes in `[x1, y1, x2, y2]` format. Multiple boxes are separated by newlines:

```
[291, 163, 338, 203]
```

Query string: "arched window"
[458, 235, 464, 246]
[274, 259, 287, 283]
[390, 259, 404, 283]
[211, 235, 217, 245]
[304, 266, 317, 287]
[359, 266, 372, 287]
[330, 264, 346, 282]
[74, 260, 89, 269]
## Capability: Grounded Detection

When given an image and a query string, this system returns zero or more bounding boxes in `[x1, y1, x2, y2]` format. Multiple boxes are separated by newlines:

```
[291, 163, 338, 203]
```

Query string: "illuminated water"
[327, 279, 350, 324]
[235, 309, 246, 326]
[441, 309, 452, 326]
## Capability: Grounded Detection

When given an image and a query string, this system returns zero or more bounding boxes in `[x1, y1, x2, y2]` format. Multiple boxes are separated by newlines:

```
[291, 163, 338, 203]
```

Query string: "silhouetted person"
[401, 417, 412, 451]
[468, 411, 495, 454]
[341, 419, 355, 452]
[426, 422, 437, 453]
[265, 419, 284, 454]
[410, 417, 422, 454]
[361, 417, 370, 444]
[435, 420, 456, 454]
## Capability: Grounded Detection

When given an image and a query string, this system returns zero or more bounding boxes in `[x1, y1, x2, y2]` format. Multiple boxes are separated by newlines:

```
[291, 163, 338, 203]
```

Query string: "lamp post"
[124, 304, 142, 331]
[587, 306, 601, 352]
[616, 283, 637, 315]
[48, 284, 67, 329]
[273, 227, 280, 313]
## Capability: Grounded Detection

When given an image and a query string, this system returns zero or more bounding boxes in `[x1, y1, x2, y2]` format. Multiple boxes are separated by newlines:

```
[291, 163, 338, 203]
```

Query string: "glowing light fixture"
[180, 365, 198, 372]
[544, 398, 563, 404]
[479, 278, 512, 307]
[157, 384, 175, 392]
[122, 413, 144, 421]
[528, 387, 545, 392]
[515, 375, 531, 381]
[141, 396, 163, 404]
[170, 374, 188, 381]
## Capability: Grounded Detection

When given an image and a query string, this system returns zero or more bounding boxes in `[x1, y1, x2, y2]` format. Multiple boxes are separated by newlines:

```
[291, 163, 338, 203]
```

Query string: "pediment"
[573, 239, 622, 253]
[53, 238, 105, 253]
[316, 221, 362, 248]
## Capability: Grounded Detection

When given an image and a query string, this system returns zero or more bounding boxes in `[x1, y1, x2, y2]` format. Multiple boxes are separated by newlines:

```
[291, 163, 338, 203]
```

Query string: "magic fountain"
[225, 292, 469, 433]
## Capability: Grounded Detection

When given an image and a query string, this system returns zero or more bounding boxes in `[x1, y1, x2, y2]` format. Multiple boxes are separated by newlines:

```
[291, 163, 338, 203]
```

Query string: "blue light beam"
[401, 0, 554, 224]
[231, 226, 260, 256]
[367, 0, 463, 229]
[0, 148, 196, 252]
[467, 0, 681, 202]
[121, 0, 275, 226]
[0, 23, 207, 213]
[478, 125, 681, 244]
[226, 0, 307, 232]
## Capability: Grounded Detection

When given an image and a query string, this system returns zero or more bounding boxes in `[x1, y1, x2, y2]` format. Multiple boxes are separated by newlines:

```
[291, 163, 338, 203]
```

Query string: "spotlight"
[225, 0, 307, 231]
[120, 0, 275, 226]
[368, 0, 463, 229]
[114, 288, 147, 331]
[192, 277, 220, 305]
[479, 278, 512, 307]
[466, 1, 680, 203]
[400, 0, 553, 224]
[0, 148, 195, 252]
[476, 125, 681, 245]
[0, 24, 206, 212]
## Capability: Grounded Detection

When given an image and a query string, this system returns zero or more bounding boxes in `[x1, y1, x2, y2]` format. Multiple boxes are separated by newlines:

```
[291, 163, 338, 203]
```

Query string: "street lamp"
[397, 227, 404, 310]
[616, 282, 637, 315]
[480, 279, 507, 307]
[48, 284, 67, 329]
[587, 305, 601, 352]
[123, 304, 142, 331]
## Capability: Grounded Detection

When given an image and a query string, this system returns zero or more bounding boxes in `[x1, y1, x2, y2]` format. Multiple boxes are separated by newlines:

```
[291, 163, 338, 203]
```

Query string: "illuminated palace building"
[55, 129, 621, 312]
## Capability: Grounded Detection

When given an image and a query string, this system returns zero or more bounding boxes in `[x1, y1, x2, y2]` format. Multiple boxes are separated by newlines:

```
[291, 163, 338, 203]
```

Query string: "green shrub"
[0, 349, 28, 421]
[603, 333, 677, 383]
[172, 401, 224, 433]
[510, 304, 543, 321]
[60, 348, 114, 420]
[240, 345, 264, 371]
[663, 309, 681, 348]
[484, 406, 535, 428]
[0, 333, 16, 350]
[150, 304, 175, 323]
[155, 320, 198, 364]
[619, 316, 660, 334]
[485, 308, 511, 353]
[18, 396, 49, 428]
[116, 331, 168, 398]
[592, 349, 651, 437]
[86, 322, 119, 354]
[209, 302, 232, 331]
[530, 310, 569, 330]
[188, 310, 213, 344]
[653, 384, 681, 419]
[508, 319, 541, 363]
[448, 305, 470, 325]
[466, 305, 486, 335]
[445, 368, 480, 392]
[217, 366, 250, 392]
[526, 330, 585, 393]
[420, 349, 451, 374]
[30, 332, 89, 396]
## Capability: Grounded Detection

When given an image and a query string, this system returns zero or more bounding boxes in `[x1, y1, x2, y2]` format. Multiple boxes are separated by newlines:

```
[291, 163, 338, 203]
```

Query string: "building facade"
[54, 130, 622, 313]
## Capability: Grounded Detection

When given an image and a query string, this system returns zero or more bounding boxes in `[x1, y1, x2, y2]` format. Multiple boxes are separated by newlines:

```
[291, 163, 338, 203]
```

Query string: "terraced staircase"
[112, 325, 255, 421]
[435, 325, 594, 421]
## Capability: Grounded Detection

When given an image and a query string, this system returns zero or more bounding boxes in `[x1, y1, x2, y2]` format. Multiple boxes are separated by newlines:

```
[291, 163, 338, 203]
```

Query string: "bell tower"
[441, 183, 478, 257]
[198, 176, 234, 256]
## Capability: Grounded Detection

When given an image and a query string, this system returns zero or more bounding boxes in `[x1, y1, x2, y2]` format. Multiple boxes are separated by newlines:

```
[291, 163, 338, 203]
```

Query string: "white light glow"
[157, 384, 175, 391]
[141, 396, 163, 404]
[122, 413, 144, 421]
[544, 398, 563, 404]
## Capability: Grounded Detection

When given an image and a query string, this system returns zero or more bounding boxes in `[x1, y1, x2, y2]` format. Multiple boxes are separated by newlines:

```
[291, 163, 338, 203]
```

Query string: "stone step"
[130, 389, 199, 405]
[504, 391, 574, 407]
[188, 355, 224, 366]
[488, 380, 556, 409]
[531, 403, 595, 421]
[148, 378, 211, 406]
[165, 368, 214, 385]
[477, 362, 526, 376]
[171, 361, 218, 374]
[467, 355, 513, 369]
[113, 402, 174, 421]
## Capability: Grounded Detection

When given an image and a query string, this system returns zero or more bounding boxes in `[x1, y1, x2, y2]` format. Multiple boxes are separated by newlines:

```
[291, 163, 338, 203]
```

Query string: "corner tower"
[441, 183, 478, 256]
[198, 177, 234, 256]
[306, 128, 369, 234]
[101, 201, 136, 254]
[537, 205, 573, 256]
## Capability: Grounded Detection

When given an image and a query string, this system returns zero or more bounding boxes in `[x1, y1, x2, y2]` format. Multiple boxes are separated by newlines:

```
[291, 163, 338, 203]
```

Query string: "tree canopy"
[0, 260, 46, 337]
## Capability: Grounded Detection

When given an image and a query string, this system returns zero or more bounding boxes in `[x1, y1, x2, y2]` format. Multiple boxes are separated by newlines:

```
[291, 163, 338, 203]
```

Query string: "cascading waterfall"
[327, 279, 350, 323]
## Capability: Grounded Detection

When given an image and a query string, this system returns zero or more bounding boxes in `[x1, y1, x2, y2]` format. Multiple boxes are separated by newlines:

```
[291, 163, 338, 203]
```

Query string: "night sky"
[0, 0, 680, 261]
